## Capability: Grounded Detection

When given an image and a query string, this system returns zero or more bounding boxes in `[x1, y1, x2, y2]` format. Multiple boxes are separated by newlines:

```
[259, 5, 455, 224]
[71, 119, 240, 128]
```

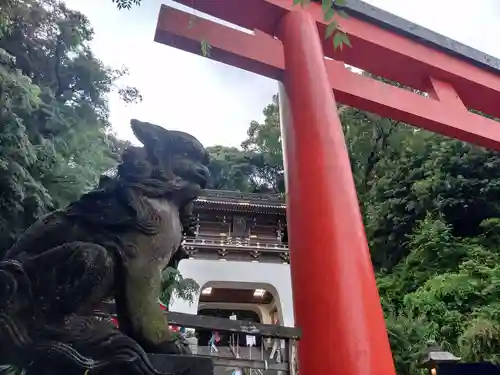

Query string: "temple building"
[170, 189, 294, 334]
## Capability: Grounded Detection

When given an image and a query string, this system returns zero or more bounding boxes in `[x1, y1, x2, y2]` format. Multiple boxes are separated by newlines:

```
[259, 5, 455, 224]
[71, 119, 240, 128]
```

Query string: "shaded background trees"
[0, 0, 137, 251]
[3, 0, 500, 374]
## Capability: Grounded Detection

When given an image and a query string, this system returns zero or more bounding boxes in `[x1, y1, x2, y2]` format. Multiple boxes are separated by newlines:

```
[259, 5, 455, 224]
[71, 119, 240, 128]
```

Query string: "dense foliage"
[0, 0, 141, 252]
[0, 0, 198, 308]
[160, 267, 200, 307]
[2, 1, 500, 374]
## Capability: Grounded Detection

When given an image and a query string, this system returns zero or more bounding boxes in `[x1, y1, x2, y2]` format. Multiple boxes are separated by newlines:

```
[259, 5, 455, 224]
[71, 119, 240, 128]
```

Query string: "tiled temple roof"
[194, 189, 286, 214]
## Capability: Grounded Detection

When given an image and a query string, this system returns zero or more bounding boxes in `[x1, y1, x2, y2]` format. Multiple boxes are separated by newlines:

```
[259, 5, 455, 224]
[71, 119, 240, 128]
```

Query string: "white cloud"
[63, 0, 500, 148]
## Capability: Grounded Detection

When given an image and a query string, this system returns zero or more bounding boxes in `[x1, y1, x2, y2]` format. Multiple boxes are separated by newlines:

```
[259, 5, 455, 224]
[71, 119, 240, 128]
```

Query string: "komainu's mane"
[65, 146, 193, 236]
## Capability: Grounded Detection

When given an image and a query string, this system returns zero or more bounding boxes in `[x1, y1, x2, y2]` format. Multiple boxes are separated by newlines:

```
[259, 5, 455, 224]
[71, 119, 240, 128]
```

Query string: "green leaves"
[0, 0, 140, 254]
[333, 30, 350, 49]
[325, 21, 338, 39]
[318, 0, 351, 50]
[322, 0, 332, 12]
[160, 267, 200, 306]
[207, 95, 283, 193]
[291, 0, 311, 6]
[324, 8, 335, 21]
[111, 0, 141, 10]
[200, 40, 212, 57]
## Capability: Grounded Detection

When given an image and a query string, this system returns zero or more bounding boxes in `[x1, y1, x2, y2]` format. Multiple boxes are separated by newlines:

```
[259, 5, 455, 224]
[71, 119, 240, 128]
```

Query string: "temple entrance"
[196, 285, 276, 348]
[197, 308, 262, 347]
[193, 285, 284, 370]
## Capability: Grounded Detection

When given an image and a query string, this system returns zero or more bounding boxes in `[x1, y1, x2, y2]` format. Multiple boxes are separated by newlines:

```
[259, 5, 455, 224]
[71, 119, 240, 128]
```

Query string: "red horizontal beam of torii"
[155, 0, 500, 150]
[154, 2, 500, 375]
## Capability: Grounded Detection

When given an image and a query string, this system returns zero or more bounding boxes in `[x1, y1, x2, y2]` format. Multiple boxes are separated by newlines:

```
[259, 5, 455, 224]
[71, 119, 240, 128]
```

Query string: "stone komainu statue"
[0, 120, 210, 375]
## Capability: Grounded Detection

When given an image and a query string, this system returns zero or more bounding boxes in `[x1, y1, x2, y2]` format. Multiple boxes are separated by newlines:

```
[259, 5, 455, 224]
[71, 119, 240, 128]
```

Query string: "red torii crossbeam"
[154, 1, 500, 375]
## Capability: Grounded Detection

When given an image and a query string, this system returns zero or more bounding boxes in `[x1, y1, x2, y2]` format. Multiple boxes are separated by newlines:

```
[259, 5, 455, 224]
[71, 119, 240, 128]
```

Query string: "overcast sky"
[63, 0, 500, 148]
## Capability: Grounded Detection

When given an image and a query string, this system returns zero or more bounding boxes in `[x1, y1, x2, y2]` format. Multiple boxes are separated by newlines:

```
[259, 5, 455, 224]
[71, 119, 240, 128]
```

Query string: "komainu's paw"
[152, 337, 192, 355]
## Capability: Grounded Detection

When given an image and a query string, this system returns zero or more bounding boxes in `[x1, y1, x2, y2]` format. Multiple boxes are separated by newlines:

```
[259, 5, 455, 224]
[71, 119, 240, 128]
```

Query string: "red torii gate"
[154, 1, 500, 375]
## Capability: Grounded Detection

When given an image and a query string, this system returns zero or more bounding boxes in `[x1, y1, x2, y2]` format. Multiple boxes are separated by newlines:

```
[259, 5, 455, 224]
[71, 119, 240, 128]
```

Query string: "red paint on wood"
[171, 0, 500, 119]
[278, 10, 396, 375]
[426, 77, 466, 110]
[155, 6, 500, 150]
[155, 8, 284, 79]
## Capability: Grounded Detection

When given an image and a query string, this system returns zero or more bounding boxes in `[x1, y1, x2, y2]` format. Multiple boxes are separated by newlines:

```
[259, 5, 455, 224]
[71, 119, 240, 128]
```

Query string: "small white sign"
[246, 335, 256, 347]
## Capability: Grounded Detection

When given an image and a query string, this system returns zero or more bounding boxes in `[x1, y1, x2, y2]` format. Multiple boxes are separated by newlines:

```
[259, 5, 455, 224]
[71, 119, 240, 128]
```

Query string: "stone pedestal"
[148, 353, 213, 375]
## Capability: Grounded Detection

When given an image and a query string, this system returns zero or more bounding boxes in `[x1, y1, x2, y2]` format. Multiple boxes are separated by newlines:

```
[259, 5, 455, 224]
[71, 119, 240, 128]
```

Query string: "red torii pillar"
[277, 10, 394, 375]
[154, 1, 500, 375]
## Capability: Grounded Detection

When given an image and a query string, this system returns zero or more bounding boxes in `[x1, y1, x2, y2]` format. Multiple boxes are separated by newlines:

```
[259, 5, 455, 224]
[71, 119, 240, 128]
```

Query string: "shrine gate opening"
[153, 1, 500, 375]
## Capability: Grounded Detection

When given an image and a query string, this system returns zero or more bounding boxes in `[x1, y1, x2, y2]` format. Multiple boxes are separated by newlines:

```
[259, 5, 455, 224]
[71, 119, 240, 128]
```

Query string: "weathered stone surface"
[0, 119, 210, 375]
[148, 354, 214, 375]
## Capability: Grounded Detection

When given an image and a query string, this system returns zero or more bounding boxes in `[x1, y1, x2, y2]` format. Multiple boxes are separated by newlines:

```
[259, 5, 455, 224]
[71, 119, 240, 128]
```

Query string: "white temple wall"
[170, 259, 294, 327]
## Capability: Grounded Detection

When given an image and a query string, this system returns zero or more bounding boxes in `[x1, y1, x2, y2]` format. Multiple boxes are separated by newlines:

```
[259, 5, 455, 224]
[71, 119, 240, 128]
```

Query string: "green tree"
[160, 267, 200, 307]
[0, 48, 50, 251]
[112, 0, 141, 9]
[0, 0, 141, 254]
[241, 94, 285, 193]
[206, 145, 256, 191]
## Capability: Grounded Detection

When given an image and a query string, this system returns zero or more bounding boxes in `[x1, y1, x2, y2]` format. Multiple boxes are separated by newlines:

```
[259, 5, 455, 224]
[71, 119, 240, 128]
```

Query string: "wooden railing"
[95, 309, 300, 375]
[183, 237, 289, 252]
